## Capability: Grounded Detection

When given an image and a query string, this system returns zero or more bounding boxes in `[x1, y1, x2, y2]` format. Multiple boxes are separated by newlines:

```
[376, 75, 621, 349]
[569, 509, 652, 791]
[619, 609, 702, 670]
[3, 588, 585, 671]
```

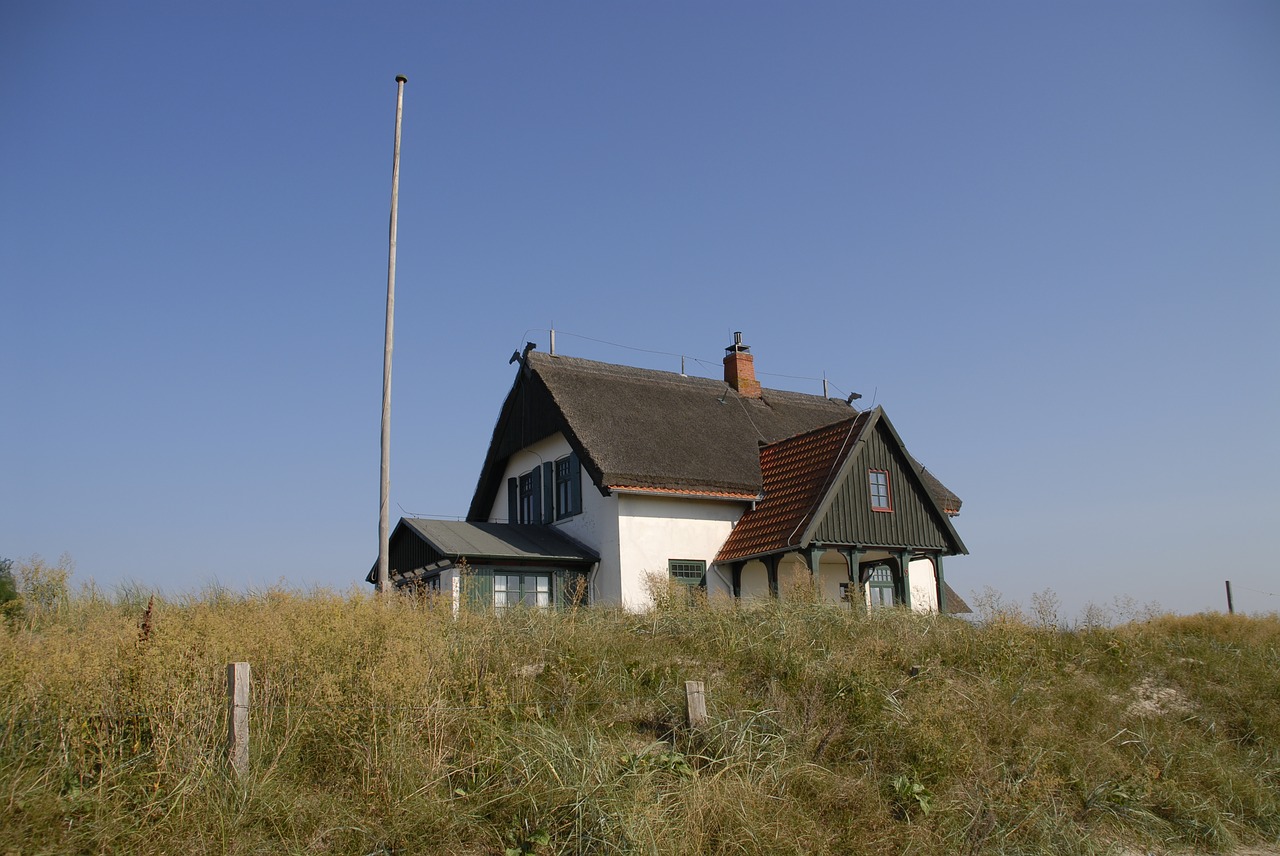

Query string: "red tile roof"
[715, 413, 869, 564]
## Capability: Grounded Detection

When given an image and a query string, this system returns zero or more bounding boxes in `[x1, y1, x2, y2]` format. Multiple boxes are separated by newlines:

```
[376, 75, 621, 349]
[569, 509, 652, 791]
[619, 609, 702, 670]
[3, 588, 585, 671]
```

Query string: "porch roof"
[366, 519, 598, 583]
[399, 519, 598, 564]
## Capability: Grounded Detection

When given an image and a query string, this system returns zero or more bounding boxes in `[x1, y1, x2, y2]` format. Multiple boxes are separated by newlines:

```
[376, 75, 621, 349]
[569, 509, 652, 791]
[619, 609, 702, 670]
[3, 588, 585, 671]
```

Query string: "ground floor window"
[867, 563, 896, 609]
[668, 559, 706, 588]
[493, 572, 551, 611]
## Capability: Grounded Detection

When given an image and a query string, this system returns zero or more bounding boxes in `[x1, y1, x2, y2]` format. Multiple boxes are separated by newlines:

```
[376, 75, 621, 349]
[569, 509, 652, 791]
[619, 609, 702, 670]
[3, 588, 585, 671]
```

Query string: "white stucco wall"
[616, 493, 742, 610]
[484, 433, 619, 603]
[739, 560, 769, 600]
[817, 553, 852, 605]
[908, 556, 939, 613]
[487, 433, 575, 523]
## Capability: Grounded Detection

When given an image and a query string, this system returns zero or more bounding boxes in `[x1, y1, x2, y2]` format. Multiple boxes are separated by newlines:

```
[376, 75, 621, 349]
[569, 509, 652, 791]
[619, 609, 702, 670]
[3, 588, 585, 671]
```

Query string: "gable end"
[809, 417, 963, 553]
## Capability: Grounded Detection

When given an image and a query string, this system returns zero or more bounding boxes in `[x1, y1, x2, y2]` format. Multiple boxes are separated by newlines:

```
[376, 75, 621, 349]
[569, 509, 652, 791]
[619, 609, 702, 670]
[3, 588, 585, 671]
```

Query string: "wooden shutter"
[569, 452, 582, 514]
[542, 461, 555, 524]
[531, 466, 542, 524]
[556, 569, 589, 608]
[507, 477, 518, 523]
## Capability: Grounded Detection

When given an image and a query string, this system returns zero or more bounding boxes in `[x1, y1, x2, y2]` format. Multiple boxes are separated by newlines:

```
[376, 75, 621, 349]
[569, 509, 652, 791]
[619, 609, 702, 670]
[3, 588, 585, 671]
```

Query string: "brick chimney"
[723, 332, 762, 398]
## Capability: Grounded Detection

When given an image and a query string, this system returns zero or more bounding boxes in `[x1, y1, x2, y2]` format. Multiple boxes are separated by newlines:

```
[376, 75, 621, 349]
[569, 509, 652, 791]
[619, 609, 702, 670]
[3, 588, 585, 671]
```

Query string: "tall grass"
[1, 579, 1277, 854]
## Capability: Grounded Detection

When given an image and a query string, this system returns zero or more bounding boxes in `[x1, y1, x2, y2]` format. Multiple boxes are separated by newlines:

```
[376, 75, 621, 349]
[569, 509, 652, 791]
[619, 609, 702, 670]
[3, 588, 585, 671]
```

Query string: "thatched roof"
[469, 350, 963, 520]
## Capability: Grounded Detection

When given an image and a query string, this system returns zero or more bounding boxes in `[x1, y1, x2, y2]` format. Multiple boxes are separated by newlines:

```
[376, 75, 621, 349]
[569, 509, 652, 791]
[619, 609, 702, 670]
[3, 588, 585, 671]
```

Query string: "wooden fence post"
[685, 680, 707, 728]
[227, 662, 249, 776]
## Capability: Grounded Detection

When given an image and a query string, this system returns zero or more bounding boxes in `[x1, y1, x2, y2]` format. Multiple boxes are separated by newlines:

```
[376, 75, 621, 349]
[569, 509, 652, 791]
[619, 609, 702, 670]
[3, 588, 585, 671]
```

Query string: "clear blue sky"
[3, 1, 1277, 617]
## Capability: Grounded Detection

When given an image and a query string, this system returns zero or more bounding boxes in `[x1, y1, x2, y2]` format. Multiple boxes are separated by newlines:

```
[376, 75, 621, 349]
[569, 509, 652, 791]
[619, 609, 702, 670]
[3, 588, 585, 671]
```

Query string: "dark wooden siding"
[389, 528, 445, 576]
[812, 422, 952, 550]
[493, 374, 564, 462]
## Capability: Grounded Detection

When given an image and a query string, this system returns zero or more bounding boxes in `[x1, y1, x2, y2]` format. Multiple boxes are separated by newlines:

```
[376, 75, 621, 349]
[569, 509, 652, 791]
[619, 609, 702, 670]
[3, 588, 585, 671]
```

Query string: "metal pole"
[378, 74, 407, 595]
[1225, 580, 1234, 615]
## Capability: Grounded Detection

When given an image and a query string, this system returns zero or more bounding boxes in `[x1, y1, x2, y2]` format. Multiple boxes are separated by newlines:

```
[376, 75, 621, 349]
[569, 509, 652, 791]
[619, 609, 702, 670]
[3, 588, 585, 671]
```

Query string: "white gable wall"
[484, 432, 621, 604]
[616, 493, 743, 609]
[487, 433, 574, 523]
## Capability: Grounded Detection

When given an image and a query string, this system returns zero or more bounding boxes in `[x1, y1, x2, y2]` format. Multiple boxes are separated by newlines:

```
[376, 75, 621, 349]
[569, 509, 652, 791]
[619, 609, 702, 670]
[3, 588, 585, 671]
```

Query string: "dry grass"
[1, 571, 1278, 855]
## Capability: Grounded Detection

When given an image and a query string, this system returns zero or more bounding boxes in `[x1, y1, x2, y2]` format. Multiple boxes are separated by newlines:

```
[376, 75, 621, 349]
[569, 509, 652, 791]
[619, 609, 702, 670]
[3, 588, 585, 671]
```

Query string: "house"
[370, 334, 969, 613]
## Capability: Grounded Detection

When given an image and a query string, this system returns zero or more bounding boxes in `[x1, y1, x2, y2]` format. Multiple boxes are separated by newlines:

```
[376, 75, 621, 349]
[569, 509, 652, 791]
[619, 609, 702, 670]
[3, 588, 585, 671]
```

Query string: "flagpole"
[378, 74, 407, 594]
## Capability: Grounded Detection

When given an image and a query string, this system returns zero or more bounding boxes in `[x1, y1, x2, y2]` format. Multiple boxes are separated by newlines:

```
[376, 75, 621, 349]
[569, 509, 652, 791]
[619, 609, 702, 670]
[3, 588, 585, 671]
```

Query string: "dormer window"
[505, 451, 582, 524]
[869, 469, 892, 512]
[518, 472, 536, 523]
[555, 453, 582, 519]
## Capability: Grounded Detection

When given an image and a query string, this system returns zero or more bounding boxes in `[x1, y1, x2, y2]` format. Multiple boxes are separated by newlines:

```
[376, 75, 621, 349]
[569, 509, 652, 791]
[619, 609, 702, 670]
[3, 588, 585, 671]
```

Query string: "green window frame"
[554, 453, 582, 520]
[493, 572, 551, 611]
[518, 471, 539, 523]
[867, 563, 895, 609]
[668, 559, 706, 588]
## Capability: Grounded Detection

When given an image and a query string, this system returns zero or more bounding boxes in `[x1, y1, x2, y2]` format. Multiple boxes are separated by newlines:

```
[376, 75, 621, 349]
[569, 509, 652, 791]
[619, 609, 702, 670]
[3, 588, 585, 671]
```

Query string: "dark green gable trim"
[469, 368, 602, 522]
[809, 416, 962, 553]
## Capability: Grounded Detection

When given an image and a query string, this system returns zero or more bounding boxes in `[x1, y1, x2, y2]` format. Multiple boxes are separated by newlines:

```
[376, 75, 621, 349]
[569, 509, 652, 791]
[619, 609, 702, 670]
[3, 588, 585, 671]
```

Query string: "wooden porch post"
[842, 547, 866, 611]
[805, 545, 826, 590]
[935, 554, 947, 614]
[897, 550, 913, 610]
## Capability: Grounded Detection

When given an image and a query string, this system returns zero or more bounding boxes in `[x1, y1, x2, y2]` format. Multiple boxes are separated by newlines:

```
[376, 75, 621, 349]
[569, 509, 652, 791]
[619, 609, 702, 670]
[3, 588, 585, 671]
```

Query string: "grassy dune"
[1, 581, 1278, 855]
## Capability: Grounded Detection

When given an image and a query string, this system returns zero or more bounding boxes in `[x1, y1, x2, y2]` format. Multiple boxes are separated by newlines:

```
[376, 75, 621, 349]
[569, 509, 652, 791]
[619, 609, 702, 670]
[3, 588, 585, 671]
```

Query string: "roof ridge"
[528, 349, 855, 404]
[761, 410, 866, 452]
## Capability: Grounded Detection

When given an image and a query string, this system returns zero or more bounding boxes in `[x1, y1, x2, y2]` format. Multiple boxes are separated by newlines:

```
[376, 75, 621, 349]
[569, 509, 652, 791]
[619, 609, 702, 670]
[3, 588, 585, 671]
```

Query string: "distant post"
[227, 662, 249, 776]
[378, 74, 408, 594]
[685, 680, 707, 728]
[1225, 580, 1234, 615]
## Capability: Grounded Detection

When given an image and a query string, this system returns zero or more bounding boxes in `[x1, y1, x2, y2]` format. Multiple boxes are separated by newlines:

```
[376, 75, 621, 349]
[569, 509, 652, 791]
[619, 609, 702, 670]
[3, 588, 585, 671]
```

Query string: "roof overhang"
[607, 485, 762, 502]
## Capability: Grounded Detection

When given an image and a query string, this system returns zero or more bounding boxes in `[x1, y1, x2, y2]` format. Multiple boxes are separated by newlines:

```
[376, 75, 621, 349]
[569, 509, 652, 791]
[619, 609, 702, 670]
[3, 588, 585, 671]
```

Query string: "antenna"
[377, 74, 407, 595]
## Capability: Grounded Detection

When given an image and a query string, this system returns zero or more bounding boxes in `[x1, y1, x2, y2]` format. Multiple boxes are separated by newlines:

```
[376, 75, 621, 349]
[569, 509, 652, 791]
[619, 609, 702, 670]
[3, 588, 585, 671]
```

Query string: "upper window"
[555, 454, 582, 519]
[506, 451, 581, 525]
[868, 469, 892, 512]
[518, 472, 536, 523]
